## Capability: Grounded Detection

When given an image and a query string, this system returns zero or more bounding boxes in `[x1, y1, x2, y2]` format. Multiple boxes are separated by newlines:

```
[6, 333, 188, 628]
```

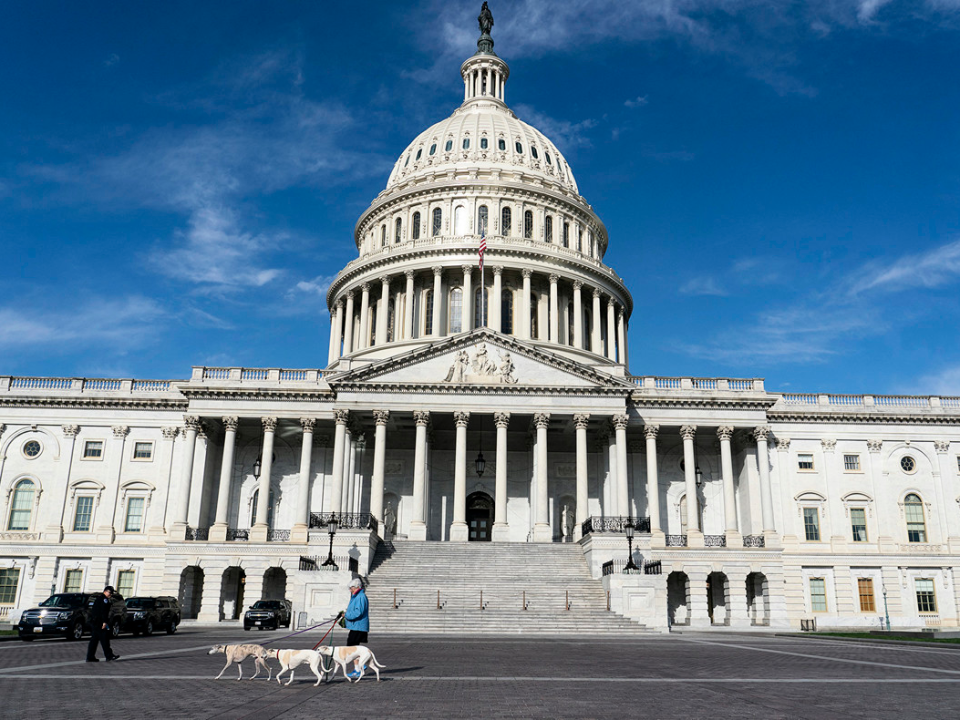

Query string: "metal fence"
[309, 512, 379, 535]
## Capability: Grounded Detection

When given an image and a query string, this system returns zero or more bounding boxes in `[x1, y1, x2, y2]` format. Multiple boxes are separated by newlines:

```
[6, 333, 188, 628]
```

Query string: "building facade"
[2, 11, 959, 632]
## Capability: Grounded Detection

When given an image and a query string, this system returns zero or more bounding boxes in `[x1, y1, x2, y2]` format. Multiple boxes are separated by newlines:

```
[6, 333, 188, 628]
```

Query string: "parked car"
[18, 592, 126, 642]
[243, 599, 292, 631]
[123, 596, 181, 636]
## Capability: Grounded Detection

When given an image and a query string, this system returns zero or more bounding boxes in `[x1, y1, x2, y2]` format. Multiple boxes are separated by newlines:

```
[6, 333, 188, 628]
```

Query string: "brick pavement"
[0, 629, 959, 719]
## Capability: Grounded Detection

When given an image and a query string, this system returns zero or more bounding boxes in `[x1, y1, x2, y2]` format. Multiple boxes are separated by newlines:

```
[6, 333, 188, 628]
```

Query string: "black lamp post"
[475, 449, 486, 477]
[253, 455, 262, 480]
[695, 465, 703, 487]
[321, 514, 339, 570]
[624, 520, 639, 572]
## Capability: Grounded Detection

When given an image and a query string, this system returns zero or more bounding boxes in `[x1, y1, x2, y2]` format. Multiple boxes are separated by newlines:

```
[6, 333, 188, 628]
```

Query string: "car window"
[126, 598, 155, 609]
[251, 601, 280, 609]
[40, 594, 85, 607]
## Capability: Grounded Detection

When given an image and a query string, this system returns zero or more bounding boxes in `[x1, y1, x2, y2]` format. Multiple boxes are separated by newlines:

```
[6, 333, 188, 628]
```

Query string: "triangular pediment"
[328, 329, 634, 394]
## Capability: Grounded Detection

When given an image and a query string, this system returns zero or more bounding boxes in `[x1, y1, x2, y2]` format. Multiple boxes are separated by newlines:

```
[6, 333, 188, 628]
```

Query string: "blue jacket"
[344, 588, 369, 632]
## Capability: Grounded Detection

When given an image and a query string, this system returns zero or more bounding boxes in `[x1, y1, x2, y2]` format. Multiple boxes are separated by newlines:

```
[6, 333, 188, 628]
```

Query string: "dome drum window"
[477, 205, 489, 236]
[395, 218, 402, 243]
[432, 208, 442, 237]
[524, 210, 533, 239]
[501, 207, 511, 237]
[412, 211, 421, 240]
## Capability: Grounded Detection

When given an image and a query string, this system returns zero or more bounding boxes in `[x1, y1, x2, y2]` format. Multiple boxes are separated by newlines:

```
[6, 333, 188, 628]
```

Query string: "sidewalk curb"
[774, 632, 960, 649]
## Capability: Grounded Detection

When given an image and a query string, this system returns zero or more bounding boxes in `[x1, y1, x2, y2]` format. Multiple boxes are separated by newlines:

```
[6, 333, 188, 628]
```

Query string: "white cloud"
[679, 277, 728, 296]
[104, 53, 120, 67]
[624, 96, 649, 108]
[856, 0, 895, 22]
[512, 104, 598, 151]
[849, 238, 960, 295]
[295, 275, 337, 297]
[911, 365, 960, 396]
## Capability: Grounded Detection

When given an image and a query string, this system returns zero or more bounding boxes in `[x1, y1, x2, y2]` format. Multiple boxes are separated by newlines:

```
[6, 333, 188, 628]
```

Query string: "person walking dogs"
[86, 586, 119, 663]
[343, 578, 369, 680]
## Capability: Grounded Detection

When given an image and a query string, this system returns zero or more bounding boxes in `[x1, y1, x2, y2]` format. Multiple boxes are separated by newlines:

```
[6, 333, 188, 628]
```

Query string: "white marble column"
[644, 425, 662, 540]
[431, 266, 443, 337]
[343, 290, 355, 354]
[521, 269, 532, 339]
[492, 411, 510, 541]
[328, 300, 343, 364]
[681, 425, 703, 546]
[548, 274, 559, 343]
[572, 280, 583, 350]
[403, 270, 415, 339]
[327, 409, 349, 513]
[370, 410, 389, 529]
[172, 416, 200, 537]
[617, 308, 626, 364]
[754, 425, 777, 538]
[606, 298, 617, 361]
[376, 276, 391, 345]
[462, 265, 473, 332]
[591, 288, 602, 354]
[450, 411, 470, 541]
[289, 417, 316, 543]
[344, 430, 357, 514]
[574, 413, 590, 540]
[533, 412, 552, 541]
[717, 426, 740, 543]
[358, 282, 371, 349]
[613, 414, 630, 517]
[250, 417, 277, 541]
[491, 266, 503, 332]
[210, 416, 239, 541]
[409, 411, 430, 541]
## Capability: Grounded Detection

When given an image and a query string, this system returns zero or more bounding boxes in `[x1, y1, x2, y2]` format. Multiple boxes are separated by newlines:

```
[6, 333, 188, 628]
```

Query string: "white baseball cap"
[349, 578, 362, 589]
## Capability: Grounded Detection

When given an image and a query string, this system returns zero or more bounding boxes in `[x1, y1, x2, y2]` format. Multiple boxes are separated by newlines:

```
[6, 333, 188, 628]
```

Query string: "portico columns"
[572, 281, 583, 349]
[431, 266, 443, 337]
[718, 426, 740, 544]
[754, 425, 778, 543]
[171, 415, 200, 538]
[462, 265, 473, 331]
[491, 266, 502, 332]
[250, 417, 277, 542]
[450, 411, 471, 542]
[328, 409, 349, 513]
[370, 410, 389, 529]
[328, 300, 343, 364]
[409, 411, 430, 541]
[613, 414, 630, 517]
[681, 425, 703, 547]
[376, 276, 391, 345]
[210, 416, 238, 542]
[358, 283, 371, 349]
[548, 274, 559, 342]
[291, 417, 316, 543]
[521, 269, 532, 339]
[591, 288, 602, 354]
[403, 270, 415, 339]
[533, 412, 553, 542]
[492, 412, 510, 541]
[606, 298, 617, 361]
[574, 414, 590, 540]
[644, 425, 663, 545]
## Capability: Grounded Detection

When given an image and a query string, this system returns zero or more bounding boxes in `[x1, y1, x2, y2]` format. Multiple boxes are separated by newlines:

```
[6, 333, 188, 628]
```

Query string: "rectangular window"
[83, 440, 103, 459]
[850, 508, 868, 542]
[133, 441, 153, 460]
[858, 578, 875, 612]
[124, 497, 145, 533]
[0, 568, 20, 604]
[810, 577, 827, 612]
[916, 578, 937, 613]
[64, 569, 83, 593]
[798, 453, 815, 471]
[73, 496, 94, 532]
[843, 454, 861, 471]
[803, 507, 821, 541]
[116, 570, 135, 598]
[424, 291, 434, 335]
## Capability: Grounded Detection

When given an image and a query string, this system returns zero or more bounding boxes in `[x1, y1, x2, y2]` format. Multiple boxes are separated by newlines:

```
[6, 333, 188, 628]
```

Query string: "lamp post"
[882, 585, 891, 631]
[321, 514, 339, 570]
[624, 520, 639, 572]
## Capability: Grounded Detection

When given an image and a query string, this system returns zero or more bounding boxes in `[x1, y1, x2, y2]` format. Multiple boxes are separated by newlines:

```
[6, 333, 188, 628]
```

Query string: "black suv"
[18, 592, 127, 642]
[243, 599, 292, 631]
[124, 596, 182, 636]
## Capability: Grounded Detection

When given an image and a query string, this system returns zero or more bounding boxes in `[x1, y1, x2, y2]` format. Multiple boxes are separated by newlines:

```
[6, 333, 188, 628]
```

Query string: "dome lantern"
[461, 3, 509, 105]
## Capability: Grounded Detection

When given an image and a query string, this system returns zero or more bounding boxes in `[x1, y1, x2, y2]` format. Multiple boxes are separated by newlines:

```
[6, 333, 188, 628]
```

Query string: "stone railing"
[185, 527, 209, 541]
[0, 604, 13, 622]
[308, 513, 379, 535]
[0, 532, 40, 542]
[192, 367, 332, 385]
[665, 535, 687, 547]
[775, 393, 960, 414]
[629, 377, 765, 392]
[704, 534, 727, 547]
[742, 535, 766, 548]
[580, 516, 651, 536]
[0, 377, 177, 396]
[226, 528, 250, 541]
[268, 529, 291, 542]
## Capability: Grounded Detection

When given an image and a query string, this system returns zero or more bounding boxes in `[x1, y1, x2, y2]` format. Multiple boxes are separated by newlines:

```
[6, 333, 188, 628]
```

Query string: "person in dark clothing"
[86, 586, 119, 662]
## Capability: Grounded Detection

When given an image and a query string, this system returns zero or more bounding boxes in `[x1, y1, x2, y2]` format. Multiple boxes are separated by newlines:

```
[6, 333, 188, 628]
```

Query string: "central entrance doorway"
[466, 491, 494, 541]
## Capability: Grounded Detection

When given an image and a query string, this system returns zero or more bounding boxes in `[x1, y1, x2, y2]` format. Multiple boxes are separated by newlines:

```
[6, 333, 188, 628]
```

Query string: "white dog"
[273, 648, 329, 686]
[208, 643, 272, 681]
[318, 645, 385, 682]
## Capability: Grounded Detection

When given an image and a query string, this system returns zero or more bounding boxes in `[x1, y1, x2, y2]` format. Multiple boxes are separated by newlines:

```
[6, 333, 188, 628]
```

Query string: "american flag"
[478, 232, 486, 271]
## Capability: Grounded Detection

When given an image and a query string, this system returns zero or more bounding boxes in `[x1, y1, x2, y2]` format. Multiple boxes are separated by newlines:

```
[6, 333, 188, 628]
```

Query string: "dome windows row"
[403, 136, 554, 167]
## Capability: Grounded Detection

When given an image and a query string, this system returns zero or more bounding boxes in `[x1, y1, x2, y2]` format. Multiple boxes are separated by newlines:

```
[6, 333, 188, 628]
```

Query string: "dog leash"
[251, 617, 339, 647]
[311, 612, 343, 651]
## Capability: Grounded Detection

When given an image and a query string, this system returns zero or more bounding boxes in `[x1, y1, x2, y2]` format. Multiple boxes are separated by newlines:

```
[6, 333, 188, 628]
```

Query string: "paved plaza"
[0, 629, 959, 719]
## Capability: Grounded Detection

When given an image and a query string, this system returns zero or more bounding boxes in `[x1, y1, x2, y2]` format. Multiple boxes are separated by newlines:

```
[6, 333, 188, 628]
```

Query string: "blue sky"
[2, 0, 960, 395]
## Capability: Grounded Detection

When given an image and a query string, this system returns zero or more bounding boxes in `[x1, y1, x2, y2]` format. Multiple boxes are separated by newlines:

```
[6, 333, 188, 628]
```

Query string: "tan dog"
[318, 645, 385, 682]
[208, 643, 272, 681]
[273, 648, 328, 686]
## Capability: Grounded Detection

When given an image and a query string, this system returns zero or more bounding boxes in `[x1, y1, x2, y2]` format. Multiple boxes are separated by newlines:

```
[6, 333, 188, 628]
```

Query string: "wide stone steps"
[364, 541, 650, 635]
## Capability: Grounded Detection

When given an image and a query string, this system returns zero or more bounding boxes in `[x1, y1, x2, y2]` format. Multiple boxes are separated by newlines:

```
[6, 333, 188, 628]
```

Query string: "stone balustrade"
[776, 393, 960, 412]
[0, 376, 176, 395]
[629, 376, 765, 392]
[190, 367, 332, 385]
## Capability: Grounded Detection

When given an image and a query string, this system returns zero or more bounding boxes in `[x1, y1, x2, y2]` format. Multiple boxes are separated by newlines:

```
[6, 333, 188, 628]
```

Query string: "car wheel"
[132, 630, 141, 637]
[244, 627, 251, 631]
[166, 621, 178, 635]
[69, 621, 84, 641]
[110, 620, 121, 639]
[20, 636, 34, 642]
[143, 620, 154, 637]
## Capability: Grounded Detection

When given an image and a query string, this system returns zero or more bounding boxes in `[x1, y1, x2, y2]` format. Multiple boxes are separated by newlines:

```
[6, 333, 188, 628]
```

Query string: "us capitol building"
[2, 7, 959, 634]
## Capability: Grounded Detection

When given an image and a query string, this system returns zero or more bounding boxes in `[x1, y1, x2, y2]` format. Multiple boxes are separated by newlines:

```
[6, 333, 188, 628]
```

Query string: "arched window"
[545, 216, 553, 243]
[474, 286, 489, 328]
[501, 207, 511, 236]
[905, 493, 927, 542]
[380, 225, 386, 247]
[424, 289, 434, 335]
[432, 208, 442, 237]
[515, 141, 523, 154]
[387, 298, 396, 342]
[369, 306, 377, 345]
[449, 287, 463, 334]
[524, 210, 533, 239]
[576, 228, 582, 252]
[498, 138, 506, 151]
[415, 148, 422, 161]
[455, 205, 468, 235]
[562, 221, 570, 248]
[395, 217, 402, 243]
[477, 205, 488, 236]
[679, 495, 701, 536]
[546, 152, 552, 165]
[429, 143, 437, 155]
[567, 302, 574, 346]
[462, 138, 470, 150]
[412, 211, 421, 240]
[7, 479, 35, 531]
[531, 146, 539, 159]
[501, 289, 514, 335]
[480, 137, 488, 149]
[444, 139, 453, 152]
[250, 488, 275, 528]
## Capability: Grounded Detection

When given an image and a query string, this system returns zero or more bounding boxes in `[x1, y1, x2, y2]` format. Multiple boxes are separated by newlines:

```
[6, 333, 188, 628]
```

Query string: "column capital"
[494, 411, 511, 429]
[334, 408, 350, 426]
[346, 289, 355, 300]
[491, 265, 503, 277]
[262, 417, 278, 433]
[534, 412, 551, 429]
[821, 438, 836, 452]
[161, 426, 179, 440]
[573, 413, 590, 429]
[373, 409, 390, 426]
[380, 274, 392, 286]
[222, 416, 239, 432]
[432, 266, 444, 277]
[62, 424, 80, 438]
[776, 437, 791, 451]
[111, 425, 129, 438]
[548, 273, 559, 284]
[360, 282, 371, 293]
[680, 425, 697, 441]
[752, 425, 770, 443]
[934, 440, 951, 454]
[867, 438, 883, 453]
[414, 410, 431, 427]
[454, 411, 471, 428]
[183, 416, 201, 432]
[643, 424, 659, 440]
[717, 426, 734, 442]
[299, 417, 316, 433]
[612, 414, 629, 430]
[592, 287, 601, 299]
[573, 279, 583, 290]
[521, 268, 532, 279]
[606, 296, 616, 307]
[405, 269, 415, 280]
[461, 264, 473, 276]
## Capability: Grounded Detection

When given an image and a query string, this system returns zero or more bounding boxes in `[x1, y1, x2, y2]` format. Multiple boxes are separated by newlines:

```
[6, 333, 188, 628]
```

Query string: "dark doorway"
[466, 491, 494, 541]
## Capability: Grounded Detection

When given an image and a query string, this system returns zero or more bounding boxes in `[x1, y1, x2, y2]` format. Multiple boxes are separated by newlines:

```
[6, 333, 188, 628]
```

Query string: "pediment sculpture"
[443, 342, 518, 384]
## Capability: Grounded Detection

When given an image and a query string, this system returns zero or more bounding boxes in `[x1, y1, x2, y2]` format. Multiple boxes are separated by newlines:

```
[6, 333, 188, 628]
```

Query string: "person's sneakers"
[86, 658, 99, 663]
[347, 670, 361, 679]
[106, 655, 120, 662]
